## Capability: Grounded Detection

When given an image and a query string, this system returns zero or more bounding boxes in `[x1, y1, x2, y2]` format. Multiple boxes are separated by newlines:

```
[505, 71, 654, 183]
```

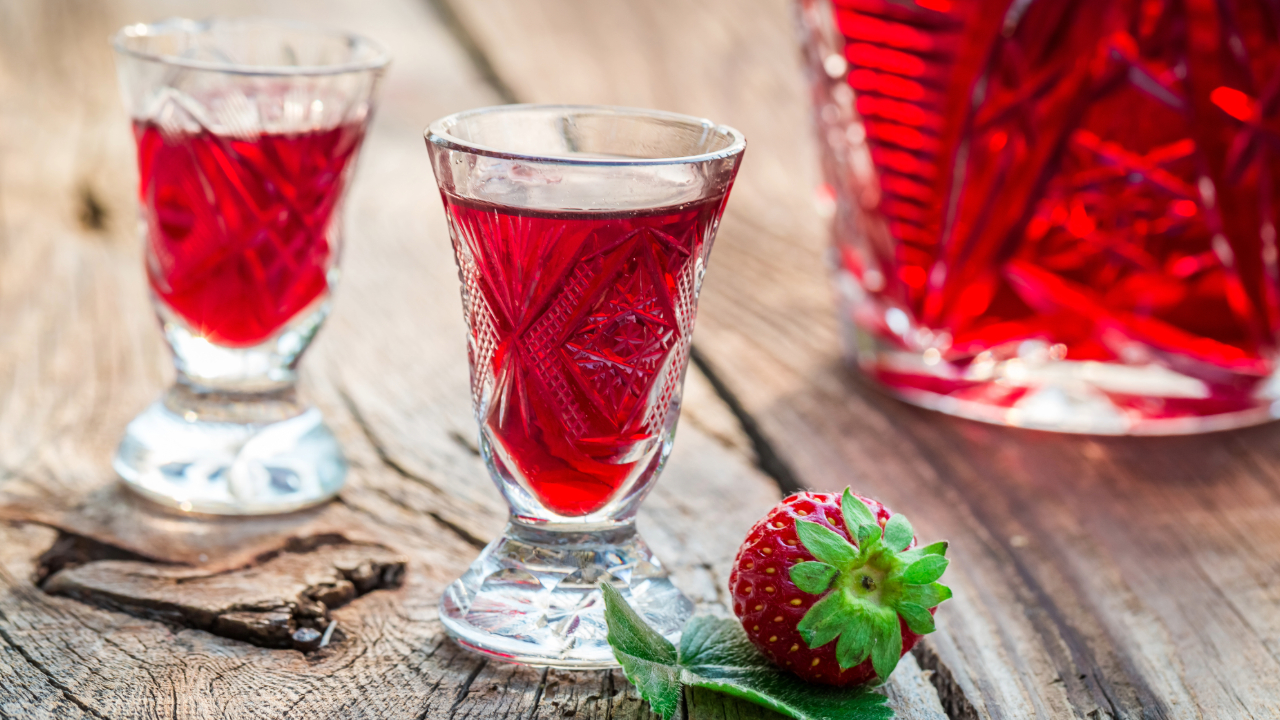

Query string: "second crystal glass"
[427, 105, 745, 666]
[111, 19, 388, 514]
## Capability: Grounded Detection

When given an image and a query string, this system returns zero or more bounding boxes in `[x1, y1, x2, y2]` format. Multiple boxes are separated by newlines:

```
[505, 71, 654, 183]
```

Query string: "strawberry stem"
[791, 488, 953, 682]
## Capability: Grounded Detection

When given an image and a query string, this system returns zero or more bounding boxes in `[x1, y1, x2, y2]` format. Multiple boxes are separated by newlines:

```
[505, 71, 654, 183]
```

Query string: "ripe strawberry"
[728, 488, 951, 686]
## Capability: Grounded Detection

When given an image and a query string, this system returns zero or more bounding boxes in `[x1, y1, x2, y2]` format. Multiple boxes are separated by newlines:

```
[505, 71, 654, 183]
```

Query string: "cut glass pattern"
[803, 0, 1280, 432]
[444, 198, 721, 517]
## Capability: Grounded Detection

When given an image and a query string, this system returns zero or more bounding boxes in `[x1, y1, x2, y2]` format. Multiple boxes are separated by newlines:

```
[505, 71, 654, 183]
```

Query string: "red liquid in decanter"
[822, 0, 1280, 419]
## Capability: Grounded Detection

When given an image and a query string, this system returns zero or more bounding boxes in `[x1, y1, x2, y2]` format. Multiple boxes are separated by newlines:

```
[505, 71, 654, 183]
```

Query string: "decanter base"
[440, 522, 693, 668]
[843, 318, 1280, 435]
[114, 387, 347, 515]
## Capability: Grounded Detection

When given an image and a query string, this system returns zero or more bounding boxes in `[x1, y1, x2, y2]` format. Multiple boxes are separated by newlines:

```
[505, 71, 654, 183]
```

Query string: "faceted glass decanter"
[799, 0, 1280, 433]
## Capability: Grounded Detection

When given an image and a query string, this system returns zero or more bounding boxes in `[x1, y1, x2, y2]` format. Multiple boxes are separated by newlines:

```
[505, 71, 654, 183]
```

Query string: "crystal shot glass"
[111, 19, 388, 514]
[426, 105, 745, 667]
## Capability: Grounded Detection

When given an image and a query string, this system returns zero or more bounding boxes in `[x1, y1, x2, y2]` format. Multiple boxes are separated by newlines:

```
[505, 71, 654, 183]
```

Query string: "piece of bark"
[41, 536, 405, 650]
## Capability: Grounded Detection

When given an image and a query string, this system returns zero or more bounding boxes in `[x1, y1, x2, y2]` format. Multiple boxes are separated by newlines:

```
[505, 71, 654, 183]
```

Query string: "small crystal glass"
[426, 105, 745, 667]
[111, 19, 388, 514]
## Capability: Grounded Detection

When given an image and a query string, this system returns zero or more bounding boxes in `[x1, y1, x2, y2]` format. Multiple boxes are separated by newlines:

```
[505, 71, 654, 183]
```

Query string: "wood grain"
[0, 0, 867, 718]
[441, 0, 1280, 718]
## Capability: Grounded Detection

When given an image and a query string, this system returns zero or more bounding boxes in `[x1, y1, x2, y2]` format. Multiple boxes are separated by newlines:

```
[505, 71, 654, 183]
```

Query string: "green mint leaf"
[601, 583, 678, 663]
[679, 615, 894, 720]
[604, 584, 896, 720]
[796, 520, 858, 566]
[902, 555, 949, 585]
[918, 540, 948, 556]
[900, 582, 952, 609]
[869, 609, 903, 682]
[895, 602, 935, 635]
[857, 522, 882, 548]
[882, 514, 913, 553]
[791, 561, 838, 595]
[600, 584, 682, 719]
[835, 601, 874, 669]
[796, 591, 849, 648]
[841, 488, 877, 537]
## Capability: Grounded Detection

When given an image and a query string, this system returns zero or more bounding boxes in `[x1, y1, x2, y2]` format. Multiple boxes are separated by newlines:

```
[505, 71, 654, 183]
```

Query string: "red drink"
[134, 121, 366, 347]
[444, 195, 724, 516]
[431, 105, 742, 665]
[803, 0, 1280, 428]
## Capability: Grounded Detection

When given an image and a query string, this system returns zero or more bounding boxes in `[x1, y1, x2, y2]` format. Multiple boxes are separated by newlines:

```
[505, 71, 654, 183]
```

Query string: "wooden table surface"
[3, 1, 1280, 718]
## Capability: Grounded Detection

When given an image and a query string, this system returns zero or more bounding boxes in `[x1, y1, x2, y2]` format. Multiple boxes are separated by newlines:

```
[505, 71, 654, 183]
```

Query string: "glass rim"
[111, 17, 391, 76]
[425, 104, 747, 167]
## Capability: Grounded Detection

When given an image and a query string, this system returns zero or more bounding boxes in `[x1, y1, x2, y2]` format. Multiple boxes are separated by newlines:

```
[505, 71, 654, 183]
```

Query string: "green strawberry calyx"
[789, 488, 953, 683]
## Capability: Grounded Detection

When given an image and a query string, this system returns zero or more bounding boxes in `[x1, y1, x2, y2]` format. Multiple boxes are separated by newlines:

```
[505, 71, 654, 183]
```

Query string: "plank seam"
[689, 346, 805, 495]
[913, 642, 979, 720]
[427, 0, 520, 104]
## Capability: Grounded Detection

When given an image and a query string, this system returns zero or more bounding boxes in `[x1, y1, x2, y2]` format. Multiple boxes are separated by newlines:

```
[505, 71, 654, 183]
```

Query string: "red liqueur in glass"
[112, 17, 386, 517]
[443, 195, 723, 516]
[135, 121, 365, 347]
[800, 0, 1280, 432]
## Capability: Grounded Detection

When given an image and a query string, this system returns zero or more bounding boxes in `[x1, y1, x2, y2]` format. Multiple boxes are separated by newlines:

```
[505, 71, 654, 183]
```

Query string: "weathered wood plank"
[445, 0, 1280, 712]
[0, 0, 805, 718]
[444, 0, 1280, 718]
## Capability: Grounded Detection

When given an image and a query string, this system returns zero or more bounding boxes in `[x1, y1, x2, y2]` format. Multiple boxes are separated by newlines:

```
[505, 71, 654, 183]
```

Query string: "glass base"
[114, 386, 347, 515]
[439, 523, 693, 668]
[843, 319, 1280, 435]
